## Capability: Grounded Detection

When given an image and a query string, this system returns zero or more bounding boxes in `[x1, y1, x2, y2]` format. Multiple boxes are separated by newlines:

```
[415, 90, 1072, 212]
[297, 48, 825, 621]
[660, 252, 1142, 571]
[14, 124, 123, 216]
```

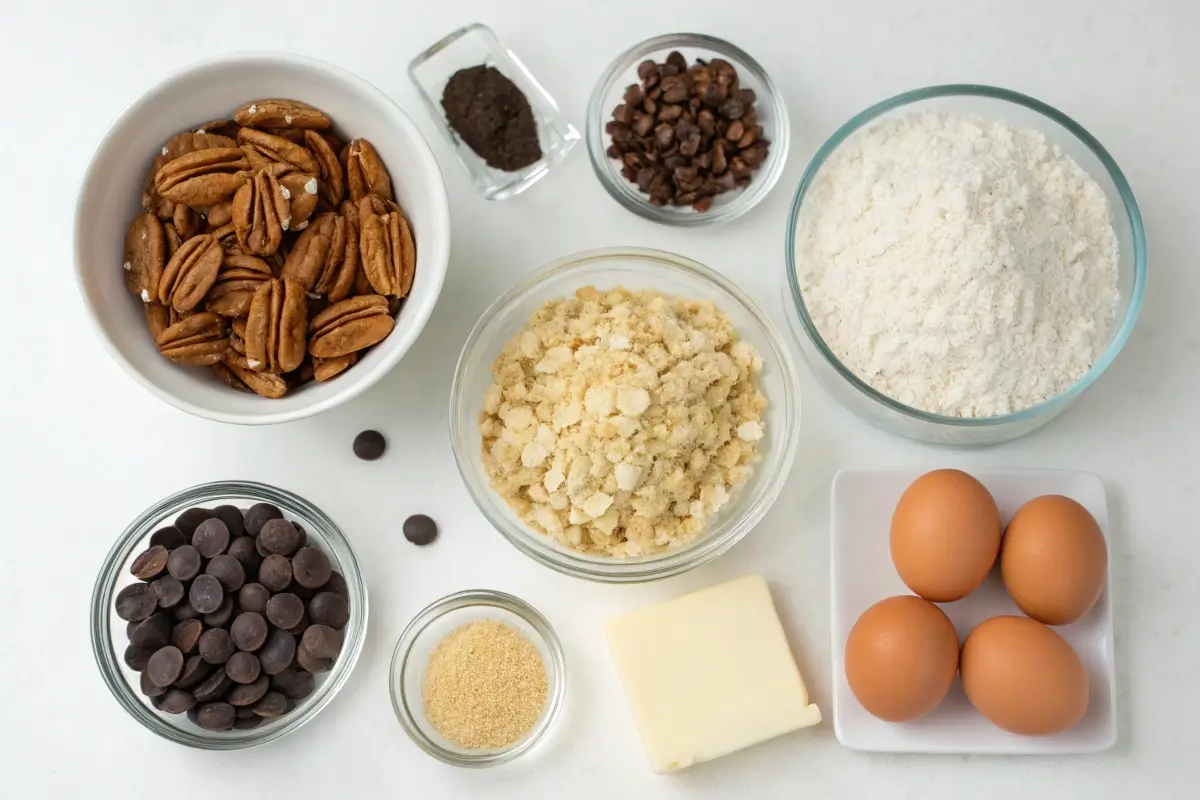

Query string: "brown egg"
[1001, 495, 1108, 625]
[844, 595, 959, 722]
[890, 469, 1002, 602]
[961, 615, 1089, 735]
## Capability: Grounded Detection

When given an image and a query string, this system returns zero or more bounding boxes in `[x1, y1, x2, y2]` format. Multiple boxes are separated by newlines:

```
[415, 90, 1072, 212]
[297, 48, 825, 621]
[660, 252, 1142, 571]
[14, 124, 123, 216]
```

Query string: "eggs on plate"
[844, 470, 1107, 736]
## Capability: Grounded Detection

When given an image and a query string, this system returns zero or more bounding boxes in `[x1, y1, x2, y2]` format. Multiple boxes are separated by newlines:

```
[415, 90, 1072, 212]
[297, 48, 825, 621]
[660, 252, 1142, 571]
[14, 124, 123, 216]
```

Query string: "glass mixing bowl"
[449, 247, 801, 583]
[90, 481, 368, 749]
[784, 85, 1146, 446]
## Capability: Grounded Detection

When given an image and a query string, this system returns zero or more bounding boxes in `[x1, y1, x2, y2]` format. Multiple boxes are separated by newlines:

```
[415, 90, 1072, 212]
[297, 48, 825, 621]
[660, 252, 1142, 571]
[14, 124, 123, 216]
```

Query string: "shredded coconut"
[795, 111, 1119, 417]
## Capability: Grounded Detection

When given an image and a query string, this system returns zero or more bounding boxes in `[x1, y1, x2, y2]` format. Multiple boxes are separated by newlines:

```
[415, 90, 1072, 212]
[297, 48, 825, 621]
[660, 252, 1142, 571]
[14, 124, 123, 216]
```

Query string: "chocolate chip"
[258, 629, 296, 675]
[300, 624, 342, 660]
[166, 544, 202, 581]
[256, 535, 274, 558]
[151, 575, 185, 608]
[149, 525, 186, 550]
[174, 654, 211, 689]
[227, 675, 270, 707]
[175, 507, 214, 538]
[309, 592, 349, 629]
[225, 651, 262, 684]
[252, 691, 289, 717]
[129, 613, 171, 649]
[265, 593, 304, 630]
[124, 644, 154, 671]
[287, 607, 311, 637]
[271, 667, 315, 700]
[203, 595, 236, 628]
[195, 702, 236, 731]
[403, 514, 438, 546]
[236, 705, 257, 719]
[296, 644, 332, 673]
[198, 627, 235, 665]
[192, 669, 232, 703]
[231, 612, 268, 652]
[189, 574, 224, 615]
[159, 688, 197, 714]
[206, 554, 245, 592]
[259, 519, 302, 556]
[238, 583, 271, 615]
[171, 619, 204, 654]
[352, 429, 386, 460]
[244, 503, 283, 536]
[233, 714, 263, 729]
[173, 601, 201, 621]
[192, 518, 231, 558]
[227, 536, 261, 575]
[212, 504, 247, 538]
[146, 645, 184, 687]
[140, 669, 168, 698]
[324, 571, 350, 600]
[258, 554, 292, 593]
[130, 545, 169, 580]
[292, 547, 332, 588]
[115, 583, 158, 622]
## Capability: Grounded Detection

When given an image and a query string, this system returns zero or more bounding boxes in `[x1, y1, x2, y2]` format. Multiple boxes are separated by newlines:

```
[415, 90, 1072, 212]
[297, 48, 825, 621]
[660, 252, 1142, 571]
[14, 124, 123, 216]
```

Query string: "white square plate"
[830, 468, 1117, 754]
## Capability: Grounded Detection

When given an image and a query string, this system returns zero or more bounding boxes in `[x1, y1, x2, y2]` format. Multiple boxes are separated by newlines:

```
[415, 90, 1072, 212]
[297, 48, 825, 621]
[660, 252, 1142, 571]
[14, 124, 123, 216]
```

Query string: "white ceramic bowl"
[74, 52, 451, 424]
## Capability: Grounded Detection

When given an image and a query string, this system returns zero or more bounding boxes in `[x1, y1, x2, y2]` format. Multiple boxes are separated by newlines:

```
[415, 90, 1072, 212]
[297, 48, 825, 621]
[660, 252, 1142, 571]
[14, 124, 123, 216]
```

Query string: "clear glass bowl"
[389, 590, 565, 767]
[784, 85, 1147, 447]
[409, 23, 580, 200]
[449, 247, 801, 583]
[586, 33, 789, 226]
[89, 481, 368, 749]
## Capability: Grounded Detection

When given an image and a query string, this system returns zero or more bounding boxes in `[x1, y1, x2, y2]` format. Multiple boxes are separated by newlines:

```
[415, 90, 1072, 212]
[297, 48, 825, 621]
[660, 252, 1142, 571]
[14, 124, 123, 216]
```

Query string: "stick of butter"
[604, 573, 821, 773]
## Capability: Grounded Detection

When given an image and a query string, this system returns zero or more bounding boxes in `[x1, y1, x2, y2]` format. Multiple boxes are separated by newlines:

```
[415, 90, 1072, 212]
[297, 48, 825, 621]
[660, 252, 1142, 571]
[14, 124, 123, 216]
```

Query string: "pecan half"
[143, 131, 239, 217]
[163, 222, 184, 257]
[211, 361, 251, 392]
[229, 316, 247, 355]
[194, 120, 241, 139]
[225, 354, 288, 399]
[124, 212, 165, 302]
[144, 303, 171, 341]
[156, 312, 229, 366]
[343, 139, 393, 202]
[245, 278, 307, 374]
[280, 212, 356, 301]
[158, 233, 223, 312]
[205, 199, 234, 228]
[341, 200, 374, 296]
[313, 353, 358, 382]
[173, 204, 202, 239]
[238, 128, 320, 175]
[206, 254, 274, 317]
[155, 148, 250, 208]
[304, 130, 345, 206]
[234, 99, 331, 131]
[233, 168, 289, 256]
[308, 294, 395, 359]
[279, 171, 319, 230]
[359, 200, 416, 298]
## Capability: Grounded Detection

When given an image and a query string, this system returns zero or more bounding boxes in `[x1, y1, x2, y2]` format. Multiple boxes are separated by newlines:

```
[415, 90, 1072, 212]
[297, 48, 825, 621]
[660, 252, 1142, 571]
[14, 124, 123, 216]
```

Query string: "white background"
[1, 0, 1197, 797]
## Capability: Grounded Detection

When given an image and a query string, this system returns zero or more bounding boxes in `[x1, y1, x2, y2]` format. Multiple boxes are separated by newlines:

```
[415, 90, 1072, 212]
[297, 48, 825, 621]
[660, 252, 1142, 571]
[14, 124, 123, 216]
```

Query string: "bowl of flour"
[785, 85, 1146, 446]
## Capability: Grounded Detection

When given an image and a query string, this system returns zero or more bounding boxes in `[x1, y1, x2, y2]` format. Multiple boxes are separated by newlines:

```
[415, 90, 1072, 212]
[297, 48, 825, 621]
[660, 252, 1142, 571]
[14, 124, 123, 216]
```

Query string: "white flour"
[795, 111, 1120, 417]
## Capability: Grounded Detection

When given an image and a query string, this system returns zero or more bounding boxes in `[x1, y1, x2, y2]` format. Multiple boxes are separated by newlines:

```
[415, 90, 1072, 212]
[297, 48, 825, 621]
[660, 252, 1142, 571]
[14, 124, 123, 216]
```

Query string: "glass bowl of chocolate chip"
[586, 33, 789, 226]
[90, 481, 367, 749]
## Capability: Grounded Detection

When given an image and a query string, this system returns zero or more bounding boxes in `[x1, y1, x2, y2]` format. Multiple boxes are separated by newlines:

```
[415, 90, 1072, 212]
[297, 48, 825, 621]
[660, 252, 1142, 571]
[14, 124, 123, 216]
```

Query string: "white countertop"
[3, 0, 1197, 797]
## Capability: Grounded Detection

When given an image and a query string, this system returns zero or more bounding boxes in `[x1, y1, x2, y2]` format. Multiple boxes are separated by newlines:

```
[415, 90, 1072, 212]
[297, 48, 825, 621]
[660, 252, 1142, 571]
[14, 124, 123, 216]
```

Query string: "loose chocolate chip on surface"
[403, 514, 438, 546]
[238, 583, 271, 615]
[231, 612, 269, 652]
[167, 544, 202, 581]
[225, 651, 262, 684]
[115, 583, 158, 622]
[245, 503, 283, 536]
[189, 574, 225, 615]
[265, 592, 304, 630]
[206, 554, 245, 592]
[192, 518, 231, 558]
[352, 429, 386, 460]
[149, 525, 186, 550]
[146, 645, 185, 687]
[212, 504, 247, 538]
[198, 627, 236, 665]
[175, 507, 214, 538]
[258, 629, 297, 675]
[130, 545, 170, 580]
[258, 554, 293, 593]
[309, 592, 349, 629]
[292, 547, 332, 588]
[196, 702, 236, 731]
[259, 519, 303, 556]
[151, 575, 185, 608]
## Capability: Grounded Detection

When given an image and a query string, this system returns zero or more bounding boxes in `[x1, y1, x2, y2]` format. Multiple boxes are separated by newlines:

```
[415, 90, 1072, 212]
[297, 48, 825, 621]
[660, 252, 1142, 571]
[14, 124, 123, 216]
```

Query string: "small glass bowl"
[389, 590, 565, 767]
[449, 247, 802, 583]
[586, 33, 789, 226]
[409, 23, 581, 200]
[784, 85, 1147, 446]
[90, 481, 368, 749]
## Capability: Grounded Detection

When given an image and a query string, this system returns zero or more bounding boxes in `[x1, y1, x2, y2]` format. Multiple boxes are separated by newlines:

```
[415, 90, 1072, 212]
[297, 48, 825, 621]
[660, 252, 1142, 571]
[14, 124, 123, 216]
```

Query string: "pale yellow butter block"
[604, 574, 821, 773]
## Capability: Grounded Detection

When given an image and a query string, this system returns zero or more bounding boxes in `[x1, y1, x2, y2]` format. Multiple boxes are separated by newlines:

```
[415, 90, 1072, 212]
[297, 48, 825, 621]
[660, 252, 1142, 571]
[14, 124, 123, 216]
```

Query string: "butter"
[604, 574, 821, 773]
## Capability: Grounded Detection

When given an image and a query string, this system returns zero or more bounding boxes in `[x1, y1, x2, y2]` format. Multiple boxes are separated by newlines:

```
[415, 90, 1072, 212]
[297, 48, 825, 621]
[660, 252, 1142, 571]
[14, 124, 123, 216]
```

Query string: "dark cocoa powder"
[442, 65, 542, 172]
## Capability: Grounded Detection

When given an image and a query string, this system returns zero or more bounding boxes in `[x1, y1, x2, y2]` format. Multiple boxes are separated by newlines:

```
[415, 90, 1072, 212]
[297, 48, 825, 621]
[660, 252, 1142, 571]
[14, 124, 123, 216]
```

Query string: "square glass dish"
[830, 468, 1116, 754]
[409, 23, 580, 200]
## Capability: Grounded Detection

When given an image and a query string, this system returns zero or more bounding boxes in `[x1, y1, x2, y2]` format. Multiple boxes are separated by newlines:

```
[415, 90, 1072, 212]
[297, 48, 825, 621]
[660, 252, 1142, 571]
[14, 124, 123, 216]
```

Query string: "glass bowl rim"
[388, 589, 566, 767]
[89, 480, 369, 750]
[585, 31, 790, 227]
[448, 245, 802, 583]
[784, 83, 1147, 427]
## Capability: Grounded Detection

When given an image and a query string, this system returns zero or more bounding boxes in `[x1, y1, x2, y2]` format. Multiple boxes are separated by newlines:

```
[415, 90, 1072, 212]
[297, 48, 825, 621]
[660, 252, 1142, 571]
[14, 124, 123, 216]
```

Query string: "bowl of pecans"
[586, 33, 789, 226]
[74, 52, 451, 424]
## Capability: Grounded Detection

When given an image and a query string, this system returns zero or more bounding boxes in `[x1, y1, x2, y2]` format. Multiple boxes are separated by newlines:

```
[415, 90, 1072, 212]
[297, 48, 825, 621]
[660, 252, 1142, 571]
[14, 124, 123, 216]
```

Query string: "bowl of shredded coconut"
[786, 84, 1146, 446]
[450, 247, 801, 582]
